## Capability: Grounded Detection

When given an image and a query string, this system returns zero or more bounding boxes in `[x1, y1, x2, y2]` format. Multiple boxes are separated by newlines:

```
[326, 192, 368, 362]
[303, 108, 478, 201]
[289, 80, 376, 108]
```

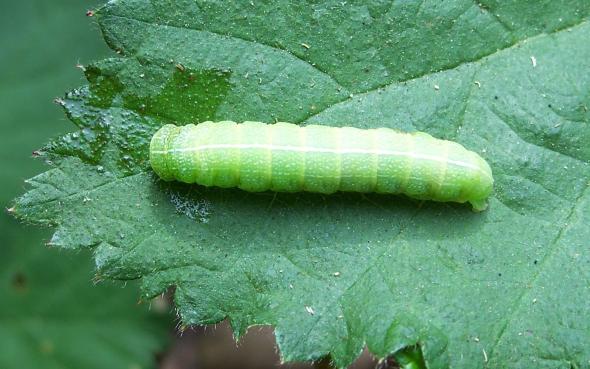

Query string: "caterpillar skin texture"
[150, 122, 494, 211]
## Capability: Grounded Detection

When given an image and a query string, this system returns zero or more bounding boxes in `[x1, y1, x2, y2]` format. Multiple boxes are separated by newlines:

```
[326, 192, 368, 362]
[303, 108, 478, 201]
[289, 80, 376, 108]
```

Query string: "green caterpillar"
[150, 121, 493, 211]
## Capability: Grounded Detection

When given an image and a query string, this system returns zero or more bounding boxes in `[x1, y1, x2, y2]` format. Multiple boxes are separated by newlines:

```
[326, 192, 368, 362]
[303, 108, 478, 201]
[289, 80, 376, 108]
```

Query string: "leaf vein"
[486, 183, 590, 362]
[101, 14, 347, 91]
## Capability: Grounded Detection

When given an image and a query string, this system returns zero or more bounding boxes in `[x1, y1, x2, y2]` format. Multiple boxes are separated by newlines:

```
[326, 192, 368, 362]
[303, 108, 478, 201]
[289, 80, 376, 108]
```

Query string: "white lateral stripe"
[152, 143, 490, 178]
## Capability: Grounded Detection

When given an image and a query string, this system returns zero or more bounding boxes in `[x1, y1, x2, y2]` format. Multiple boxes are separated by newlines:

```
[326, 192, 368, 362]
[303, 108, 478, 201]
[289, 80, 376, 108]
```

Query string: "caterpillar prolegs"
[150, 121, 493, 211]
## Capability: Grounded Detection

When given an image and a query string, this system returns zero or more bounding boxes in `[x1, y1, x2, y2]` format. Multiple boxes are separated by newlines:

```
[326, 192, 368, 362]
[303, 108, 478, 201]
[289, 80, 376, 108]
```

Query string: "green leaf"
[0, 236, 170, 369]
[1, 1, 170, 368]
[13, 1, 590, 368]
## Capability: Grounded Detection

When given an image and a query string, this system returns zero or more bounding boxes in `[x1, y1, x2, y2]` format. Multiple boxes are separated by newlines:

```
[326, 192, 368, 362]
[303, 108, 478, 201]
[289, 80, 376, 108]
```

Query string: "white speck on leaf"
[168, 190, 211, 223]
[305, 306, 315, 315]
[530, 56, 537, 67]
[434, 84, 440, 90]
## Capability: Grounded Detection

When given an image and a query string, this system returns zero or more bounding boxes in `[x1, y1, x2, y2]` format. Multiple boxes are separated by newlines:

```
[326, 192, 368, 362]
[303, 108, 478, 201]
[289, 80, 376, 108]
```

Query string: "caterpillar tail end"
[467, 156, 493, 212]
[469, 199, 488, 212]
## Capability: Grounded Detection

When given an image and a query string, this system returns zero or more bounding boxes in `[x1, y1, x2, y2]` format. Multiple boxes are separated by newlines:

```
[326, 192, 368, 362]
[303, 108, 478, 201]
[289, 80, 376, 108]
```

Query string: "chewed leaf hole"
[378, 344, 426, 369]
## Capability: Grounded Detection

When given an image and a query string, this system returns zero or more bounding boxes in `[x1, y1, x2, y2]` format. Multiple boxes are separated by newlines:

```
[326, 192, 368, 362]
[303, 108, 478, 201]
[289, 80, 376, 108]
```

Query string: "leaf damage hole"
[378, 344, 427, 369]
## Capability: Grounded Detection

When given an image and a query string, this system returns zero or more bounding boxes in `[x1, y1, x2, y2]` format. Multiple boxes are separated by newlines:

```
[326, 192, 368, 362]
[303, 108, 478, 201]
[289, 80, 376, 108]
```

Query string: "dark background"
[0, 1, 380, 368]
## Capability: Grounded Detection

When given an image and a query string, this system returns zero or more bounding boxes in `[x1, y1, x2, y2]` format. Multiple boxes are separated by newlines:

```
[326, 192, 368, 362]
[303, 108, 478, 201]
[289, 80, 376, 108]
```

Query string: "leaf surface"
[14, 1, 590, 368]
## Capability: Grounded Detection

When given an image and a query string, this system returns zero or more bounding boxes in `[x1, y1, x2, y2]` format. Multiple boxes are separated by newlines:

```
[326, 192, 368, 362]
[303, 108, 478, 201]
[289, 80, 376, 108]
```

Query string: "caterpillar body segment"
[150, 121, 493, 211]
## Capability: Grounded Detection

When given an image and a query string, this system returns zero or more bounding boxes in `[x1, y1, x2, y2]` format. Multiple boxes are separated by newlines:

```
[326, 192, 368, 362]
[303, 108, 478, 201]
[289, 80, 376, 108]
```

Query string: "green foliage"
[1, 1, 169, 368]
[0, 241, 169, 369]
[12, 1, 590, 368]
